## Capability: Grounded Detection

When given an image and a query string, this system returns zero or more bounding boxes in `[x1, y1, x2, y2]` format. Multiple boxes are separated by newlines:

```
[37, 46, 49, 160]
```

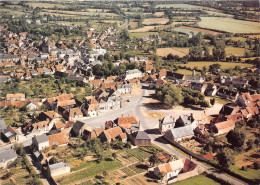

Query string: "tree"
[212, 40, 226, 61]
[149, 154, 160, 166]
[112, 152, 117, 160]
[189, 46, 203, 60]
[216, 147, 235, 168]
[49, 157, 58, 165]
[158, 83, 183, 107]
[209, 64, 221, 73]
[247, 139, 254, 150]
[226, 129, 245, 148]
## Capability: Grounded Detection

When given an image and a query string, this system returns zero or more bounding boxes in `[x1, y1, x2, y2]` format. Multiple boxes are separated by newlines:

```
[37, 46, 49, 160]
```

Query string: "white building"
[125, 69, 143, 80]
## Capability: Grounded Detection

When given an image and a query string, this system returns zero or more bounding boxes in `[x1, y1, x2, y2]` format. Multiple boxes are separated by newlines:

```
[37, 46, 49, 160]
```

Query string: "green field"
[198, 17, 260, 33]
[173, 27, 201, 35]
[230, 165, 260, 180]
[178, 61, 253, 70]
[56, 160, 123, 184]
[172, 175, 221, 185]
[155, 4, 201, 9]
[129, 32, 158, 38]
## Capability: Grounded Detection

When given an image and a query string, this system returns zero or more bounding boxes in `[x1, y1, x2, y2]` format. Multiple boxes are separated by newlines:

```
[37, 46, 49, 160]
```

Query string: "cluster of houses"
[158, 93, 259, 145]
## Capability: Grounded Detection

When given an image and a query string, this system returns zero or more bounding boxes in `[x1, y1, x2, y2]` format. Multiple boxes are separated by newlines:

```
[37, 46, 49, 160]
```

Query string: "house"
[116, 84, 131, 94]
[159, 69, 167, 79]
[232, 77, 248, 88]
[25, 101, 38, 111]
[83, 127, 104, 140]
[204, 83, 217, 96]
[175, 115, 198, 128]
[159, 116, 175, 134]
[153, 158, 185, 179]
[219, 103, 240, 116]
[192, 112, 208, 125]
[32, 121, 50, 133]
[47, 162, 70, 178]
[125, 69, 143, 80]
[217, 87, 238, 100]
[129, 131, 151, 146]
[210, 120, 235, 135]
[6, 93, 25, 101]
[99, 126, 123, 142]
[70, 121, 93, 137]
[1, 126, 20, 143]
[0, 148, 18, 168]
[68, 107, 83, 121]
[114, 116, 139, 130]
[48, 132, 69, 148]
[164, 125, 194, 142]
[153, 158, 198, 182]
[188, 82, 207, 94]
[118, 133, 127, 143]
[236, 93, 260, 107]
[32, 134, 50, 151]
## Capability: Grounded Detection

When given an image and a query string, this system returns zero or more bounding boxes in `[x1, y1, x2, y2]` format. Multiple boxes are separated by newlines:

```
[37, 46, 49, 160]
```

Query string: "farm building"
[164, 125, 194, 142]
[159, 116, 175, 134]
[0, 148, 18, 168]
[47, 162, 70, 178]
[128, 131, 151, 146]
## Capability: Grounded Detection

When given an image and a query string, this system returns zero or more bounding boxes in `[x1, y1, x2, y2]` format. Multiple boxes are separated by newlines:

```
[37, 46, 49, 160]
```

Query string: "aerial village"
[0, 1, 260, 185]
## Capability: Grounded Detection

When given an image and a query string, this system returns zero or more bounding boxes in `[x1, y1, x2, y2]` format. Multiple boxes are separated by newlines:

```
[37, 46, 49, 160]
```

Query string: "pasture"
[129, 32, 158, 39]
[174, 26, 221, 35]
[157, 47, 189, 57]
[198, 17, 260, 33]
[143, 18, 169, 25]
[155, 3, 201, 9]
[177, 61, 253, 70]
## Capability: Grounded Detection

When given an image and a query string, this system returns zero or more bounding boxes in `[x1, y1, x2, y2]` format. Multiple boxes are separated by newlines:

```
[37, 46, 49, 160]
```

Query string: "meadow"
[198, 17, 260, 33]
[178, 61, 253, 70]
[157, 47, 189, 57]
[143, 18, 169, 25]
[155, 3, 201, 9]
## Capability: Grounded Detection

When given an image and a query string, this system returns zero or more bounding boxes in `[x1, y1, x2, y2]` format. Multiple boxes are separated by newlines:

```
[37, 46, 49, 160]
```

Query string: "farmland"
[143, 18, 169, 25]
[157, 47, 189, 57]
[177, 61, 253, 70]
[155, 3, 201, 9]
[178, 26, 221, 35]
[198, 17, 260, 33]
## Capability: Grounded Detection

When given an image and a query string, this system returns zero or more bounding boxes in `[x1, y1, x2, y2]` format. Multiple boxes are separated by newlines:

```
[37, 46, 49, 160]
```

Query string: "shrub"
[241, 166, 248, 171]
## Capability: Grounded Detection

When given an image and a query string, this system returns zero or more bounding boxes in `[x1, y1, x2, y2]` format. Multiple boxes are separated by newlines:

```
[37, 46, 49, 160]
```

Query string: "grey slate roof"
[169, 125, 194, 139]
[0, 149, 17, 163]
[135, 131, 151, 140]
[0, 120, 7, 131]
[34, 134, 49, 143]
[161, 116, 175, 125]
[49, 162, 69, 171]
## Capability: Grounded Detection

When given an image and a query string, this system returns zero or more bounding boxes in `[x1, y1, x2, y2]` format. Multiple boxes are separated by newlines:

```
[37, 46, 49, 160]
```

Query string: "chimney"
[190, 156, 192, 161]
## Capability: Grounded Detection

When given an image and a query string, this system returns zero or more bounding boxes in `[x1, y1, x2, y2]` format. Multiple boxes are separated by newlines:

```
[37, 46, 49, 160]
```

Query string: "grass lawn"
[56, 160, 123, 184]
[230, 165, 260, 180]
[4, 119, 14, 126]
[177, 61, 253, 70]
[175, 69, 193, 75]
[172, 174, 221, 185]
